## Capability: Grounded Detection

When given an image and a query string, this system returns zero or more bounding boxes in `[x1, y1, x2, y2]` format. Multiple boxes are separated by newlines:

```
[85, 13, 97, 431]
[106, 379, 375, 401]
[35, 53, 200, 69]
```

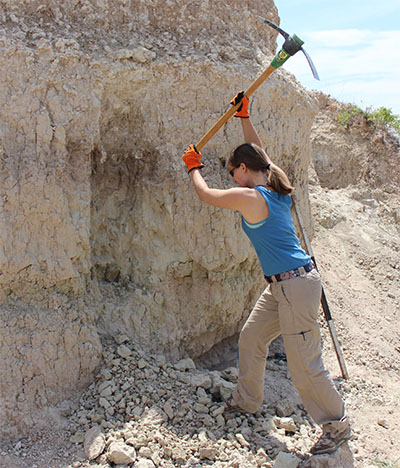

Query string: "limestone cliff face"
[0, 0, 318, 435]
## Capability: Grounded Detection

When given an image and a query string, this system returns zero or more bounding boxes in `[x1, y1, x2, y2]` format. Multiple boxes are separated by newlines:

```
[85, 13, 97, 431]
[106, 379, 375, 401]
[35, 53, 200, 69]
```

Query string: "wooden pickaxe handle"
[194, 23, 313, 151]
[291, 195, 350, 380]
[195, 64, 276, 151]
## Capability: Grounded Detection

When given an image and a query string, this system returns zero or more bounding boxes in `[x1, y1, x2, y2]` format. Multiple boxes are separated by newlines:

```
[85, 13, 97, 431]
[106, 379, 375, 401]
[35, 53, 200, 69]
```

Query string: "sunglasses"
[229, 166, 238, 178]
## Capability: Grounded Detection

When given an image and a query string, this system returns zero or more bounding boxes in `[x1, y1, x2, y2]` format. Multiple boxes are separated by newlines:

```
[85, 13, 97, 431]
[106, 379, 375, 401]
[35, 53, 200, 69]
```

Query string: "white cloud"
[309, 29, 371, 47]
[281, 30, 400, 113]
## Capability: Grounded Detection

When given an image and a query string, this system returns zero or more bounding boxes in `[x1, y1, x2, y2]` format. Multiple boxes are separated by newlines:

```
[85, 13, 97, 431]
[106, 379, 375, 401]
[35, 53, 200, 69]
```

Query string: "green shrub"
[337, 103, 400, 134]
[366, 106, 400, 133]
[337, 104, 363, 128]
[373, 458, 400, 468]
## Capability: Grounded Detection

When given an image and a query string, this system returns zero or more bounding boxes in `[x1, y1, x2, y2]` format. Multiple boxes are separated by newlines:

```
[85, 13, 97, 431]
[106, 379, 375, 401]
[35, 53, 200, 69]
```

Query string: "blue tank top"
[241, 186, 310, 276]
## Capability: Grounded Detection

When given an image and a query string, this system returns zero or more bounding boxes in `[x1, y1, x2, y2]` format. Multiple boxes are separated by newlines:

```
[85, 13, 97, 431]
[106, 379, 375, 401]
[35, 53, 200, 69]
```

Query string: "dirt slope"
[308, 96, 400, 466]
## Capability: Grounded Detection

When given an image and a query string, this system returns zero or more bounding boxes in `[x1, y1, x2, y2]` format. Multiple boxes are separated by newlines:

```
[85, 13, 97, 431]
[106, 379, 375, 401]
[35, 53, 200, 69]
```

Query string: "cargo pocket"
[281, 328, 324, 385]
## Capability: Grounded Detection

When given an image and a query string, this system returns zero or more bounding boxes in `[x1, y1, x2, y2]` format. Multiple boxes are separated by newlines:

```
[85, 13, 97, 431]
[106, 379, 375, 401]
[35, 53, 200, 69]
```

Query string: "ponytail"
[267, 163, 294, 195]
[228, 143, 294, 195]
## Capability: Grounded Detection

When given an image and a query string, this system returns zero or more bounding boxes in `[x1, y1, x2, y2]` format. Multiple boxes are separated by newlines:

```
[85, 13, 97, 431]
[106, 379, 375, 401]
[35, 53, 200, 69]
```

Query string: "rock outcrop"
[0, 0, 318, 435]
[310, 93, 400, 192]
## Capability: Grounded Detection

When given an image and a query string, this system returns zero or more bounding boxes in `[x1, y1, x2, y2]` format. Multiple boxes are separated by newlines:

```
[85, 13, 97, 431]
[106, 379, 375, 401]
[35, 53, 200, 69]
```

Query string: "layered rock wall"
[0, 0, 318, 436]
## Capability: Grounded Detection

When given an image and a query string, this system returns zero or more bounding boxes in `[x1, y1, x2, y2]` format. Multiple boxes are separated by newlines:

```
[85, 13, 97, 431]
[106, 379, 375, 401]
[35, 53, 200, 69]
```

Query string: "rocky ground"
[1, 172, 400, 468]
[0, 334, 354, 468]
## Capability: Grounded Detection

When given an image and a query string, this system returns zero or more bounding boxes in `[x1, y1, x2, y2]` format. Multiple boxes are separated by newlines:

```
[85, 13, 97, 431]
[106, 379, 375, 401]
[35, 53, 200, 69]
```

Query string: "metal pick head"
[258, 16, 320, 81]
[259, 16, 289, 39]
[301, 47, 320, 80]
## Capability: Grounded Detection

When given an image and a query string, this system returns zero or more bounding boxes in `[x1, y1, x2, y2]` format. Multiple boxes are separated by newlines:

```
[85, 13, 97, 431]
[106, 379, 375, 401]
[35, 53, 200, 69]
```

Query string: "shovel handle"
[195, 64, 276, 151]
[291, 195, 349, 380]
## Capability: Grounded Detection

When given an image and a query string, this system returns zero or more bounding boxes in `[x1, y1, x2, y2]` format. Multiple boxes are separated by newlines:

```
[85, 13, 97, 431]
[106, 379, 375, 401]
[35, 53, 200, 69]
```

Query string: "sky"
[273, 1, 400, 114]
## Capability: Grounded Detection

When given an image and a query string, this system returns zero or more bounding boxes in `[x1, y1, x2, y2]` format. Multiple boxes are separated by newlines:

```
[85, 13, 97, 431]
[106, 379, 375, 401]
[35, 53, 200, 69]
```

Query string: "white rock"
[198, 430, 208, 444]
[134, 458, 155, 468]
[194, 403, 209, 414]
[216, 414, 225, 427]
[222, 367, 239, 382]
[138, 358, 147, 369]
[274, 417, 297, 433]
[171, 446, 186, 463]
[142, 406, 168, 425]
[256, 447, 270, 463]
[121, 381, 131, 391]
[117, 345, 132, 358]
[235, 433, 249, 447]
[99, 397, 110, 409]
[211, 405, 224, 417]
[199, 446, 217, 460]
[377, 419, 389, 428]
[273, 452, 301, 468]
[138, 446, 153, 458]
[196, 387, 208, 399]
[190, 373, 212, 389]
[107, 441, 136, 464]
[163, 401, 174, 420]
[174, 358, 196, 371]
[115, 334, 129, 345]
[210, 372, 236, 401]
[98, 380, 112, 393]
[198, 395, 212, 405]
[305, 444, 354, 467]
[274, 399, 296, 417]
[84, 425, 105, 461]
[100, 385, 113, 397]
[261, 419, 277, 434]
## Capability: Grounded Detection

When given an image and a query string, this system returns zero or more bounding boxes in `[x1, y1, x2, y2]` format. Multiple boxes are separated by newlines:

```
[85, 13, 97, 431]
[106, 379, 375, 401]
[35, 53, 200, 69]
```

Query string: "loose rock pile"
[63, 336, 352, 467]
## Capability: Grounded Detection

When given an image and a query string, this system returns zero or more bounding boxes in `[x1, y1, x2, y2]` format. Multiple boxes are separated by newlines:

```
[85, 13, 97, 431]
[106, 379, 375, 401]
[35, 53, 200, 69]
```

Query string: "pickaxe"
[195, 16, 319, 151]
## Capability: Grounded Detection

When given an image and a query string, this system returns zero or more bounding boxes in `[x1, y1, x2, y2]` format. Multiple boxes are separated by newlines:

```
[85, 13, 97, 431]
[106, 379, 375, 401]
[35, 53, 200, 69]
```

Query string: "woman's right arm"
[190, 168, 259, 211]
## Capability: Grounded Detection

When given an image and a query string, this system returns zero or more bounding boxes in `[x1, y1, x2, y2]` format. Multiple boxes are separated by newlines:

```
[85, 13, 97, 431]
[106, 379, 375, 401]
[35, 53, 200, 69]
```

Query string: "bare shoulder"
[241, 187, 270, 223]
[198, 186, 261, 211]
[225, 187, 266, 206]
[227, 187, 261, 199]
[212, 186, 270, 223]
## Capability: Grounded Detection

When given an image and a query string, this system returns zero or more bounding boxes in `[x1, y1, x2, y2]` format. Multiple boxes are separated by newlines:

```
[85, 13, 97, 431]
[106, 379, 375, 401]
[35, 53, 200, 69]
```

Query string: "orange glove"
[230, 91, 249, 118]
[182, 144, 204, 173]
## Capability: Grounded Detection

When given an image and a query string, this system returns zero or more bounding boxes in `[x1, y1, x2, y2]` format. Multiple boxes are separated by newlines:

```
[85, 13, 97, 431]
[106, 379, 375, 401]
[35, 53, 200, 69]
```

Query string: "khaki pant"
[233, 269, 345, 426]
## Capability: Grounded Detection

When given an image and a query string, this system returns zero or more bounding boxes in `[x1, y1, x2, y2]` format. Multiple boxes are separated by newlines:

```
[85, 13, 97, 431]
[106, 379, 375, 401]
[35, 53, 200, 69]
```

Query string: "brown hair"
[228, 143, 294, 195]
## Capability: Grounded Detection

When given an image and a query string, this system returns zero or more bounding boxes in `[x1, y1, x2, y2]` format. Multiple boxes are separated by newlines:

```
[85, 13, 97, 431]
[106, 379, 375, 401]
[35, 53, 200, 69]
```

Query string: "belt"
[265, 261, 315, 284]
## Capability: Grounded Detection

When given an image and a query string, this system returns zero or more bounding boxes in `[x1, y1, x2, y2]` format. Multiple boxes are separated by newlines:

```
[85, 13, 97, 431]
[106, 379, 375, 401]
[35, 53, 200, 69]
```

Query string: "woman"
[182, 94, 353, 455]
